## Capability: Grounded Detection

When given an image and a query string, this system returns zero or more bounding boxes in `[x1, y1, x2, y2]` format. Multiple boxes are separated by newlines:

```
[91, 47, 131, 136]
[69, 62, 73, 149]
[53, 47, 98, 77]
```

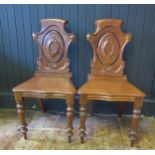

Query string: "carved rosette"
[33, 19, 74, 73]
[88, 19, 132, 76]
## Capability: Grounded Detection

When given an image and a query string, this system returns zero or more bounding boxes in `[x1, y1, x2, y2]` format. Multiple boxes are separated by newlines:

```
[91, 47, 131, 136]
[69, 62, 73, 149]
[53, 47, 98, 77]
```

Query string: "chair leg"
[79, 95, 87, 144]
[130, 97, 143, 147]
[88, 100, 94, 115]
[66, 95, 74, 143]
[14, 92, 28, 139]
[37, 99, 46, 112]
[118, 102, 125, 117]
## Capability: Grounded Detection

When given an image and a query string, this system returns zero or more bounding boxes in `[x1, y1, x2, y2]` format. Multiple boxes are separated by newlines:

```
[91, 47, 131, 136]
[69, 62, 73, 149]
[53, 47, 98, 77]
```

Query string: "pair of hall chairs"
[12, 19, 145, 147]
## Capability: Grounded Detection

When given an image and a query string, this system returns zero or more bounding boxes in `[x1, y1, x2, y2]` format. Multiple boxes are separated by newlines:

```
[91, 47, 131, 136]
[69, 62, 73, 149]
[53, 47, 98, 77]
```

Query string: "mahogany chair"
[78, 19, 145, 146]
[12, 19, 76, 143]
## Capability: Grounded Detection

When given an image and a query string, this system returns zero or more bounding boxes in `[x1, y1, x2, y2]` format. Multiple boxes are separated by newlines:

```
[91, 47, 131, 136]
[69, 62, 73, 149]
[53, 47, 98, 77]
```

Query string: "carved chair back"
[33, 19, 75, 75]
[87, 19, 132, 78]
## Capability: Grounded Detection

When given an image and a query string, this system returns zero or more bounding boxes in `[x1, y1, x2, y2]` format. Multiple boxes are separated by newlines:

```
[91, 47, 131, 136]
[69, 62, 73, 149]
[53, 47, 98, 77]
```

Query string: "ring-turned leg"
[37, 99, 46, 112]
[66, 95, 74, 143]
[79, 95, 87, 144]
[130, 97, 143, 147]
[14, 92, 28, 139]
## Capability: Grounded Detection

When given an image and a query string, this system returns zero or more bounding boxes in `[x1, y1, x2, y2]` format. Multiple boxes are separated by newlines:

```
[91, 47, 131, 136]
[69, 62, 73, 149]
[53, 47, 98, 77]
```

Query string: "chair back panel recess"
[87, 19, 132, 77]
[32, 19, 75, 74]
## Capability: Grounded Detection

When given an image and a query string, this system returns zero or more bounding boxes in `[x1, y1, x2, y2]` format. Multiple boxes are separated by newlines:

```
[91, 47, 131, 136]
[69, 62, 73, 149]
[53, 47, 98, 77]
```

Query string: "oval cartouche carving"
[33, 20, 74, 73]
[42, 30, 64, 63]
[97, 32, 120, 66]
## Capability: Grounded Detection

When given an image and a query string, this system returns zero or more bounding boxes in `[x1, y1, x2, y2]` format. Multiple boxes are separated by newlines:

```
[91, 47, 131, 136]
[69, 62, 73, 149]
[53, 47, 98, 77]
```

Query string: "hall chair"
[12, 19, 76, 143]
[78, 19, 145, 146]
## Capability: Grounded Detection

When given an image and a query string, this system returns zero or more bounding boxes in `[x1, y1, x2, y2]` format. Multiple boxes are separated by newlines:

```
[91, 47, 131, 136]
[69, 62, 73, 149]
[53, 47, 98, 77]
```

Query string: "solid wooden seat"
[78, 77, 145, 100]
[12, 19, 76, 143]
[78, 19, 145, 147]
[13, 74, 76, 96]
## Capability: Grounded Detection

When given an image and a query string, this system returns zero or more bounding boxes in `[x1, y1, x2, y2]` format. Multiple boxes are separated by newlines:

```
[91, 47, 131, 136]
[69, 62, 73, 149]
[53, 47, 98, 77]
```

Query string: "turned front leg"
[79, 95, 87, 144]
[66, 95, 74, 143]
[130, 97, 143, 147]
[14, 92, 28, 139]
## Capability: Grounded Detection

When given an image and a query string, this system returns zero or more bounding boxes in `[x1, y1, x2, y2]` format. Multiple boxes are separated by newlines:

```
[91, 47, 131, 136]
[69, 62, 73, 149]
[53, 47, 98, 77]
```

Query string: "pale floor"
[0, 109, 155, 150]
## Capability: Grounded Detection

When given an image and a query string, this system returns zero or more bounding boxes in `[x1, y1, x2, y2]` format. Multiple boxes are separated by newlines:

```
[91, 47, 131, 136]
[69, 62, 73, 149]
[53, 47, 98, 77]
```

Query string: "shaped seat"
[78, 76, 144, 100]
[12, 19, 76, 143]
[77, 19, 145, 147]
[13, 74, 76, 95]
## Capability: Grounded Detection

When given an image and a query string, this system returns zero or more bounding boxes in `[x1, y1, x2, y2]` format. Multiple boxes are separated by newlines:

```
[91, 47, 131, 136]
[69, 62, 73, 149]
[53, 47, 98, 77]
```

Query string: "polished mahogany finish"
[13, 19, 76, 143]
[78, 19, 145, 146]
